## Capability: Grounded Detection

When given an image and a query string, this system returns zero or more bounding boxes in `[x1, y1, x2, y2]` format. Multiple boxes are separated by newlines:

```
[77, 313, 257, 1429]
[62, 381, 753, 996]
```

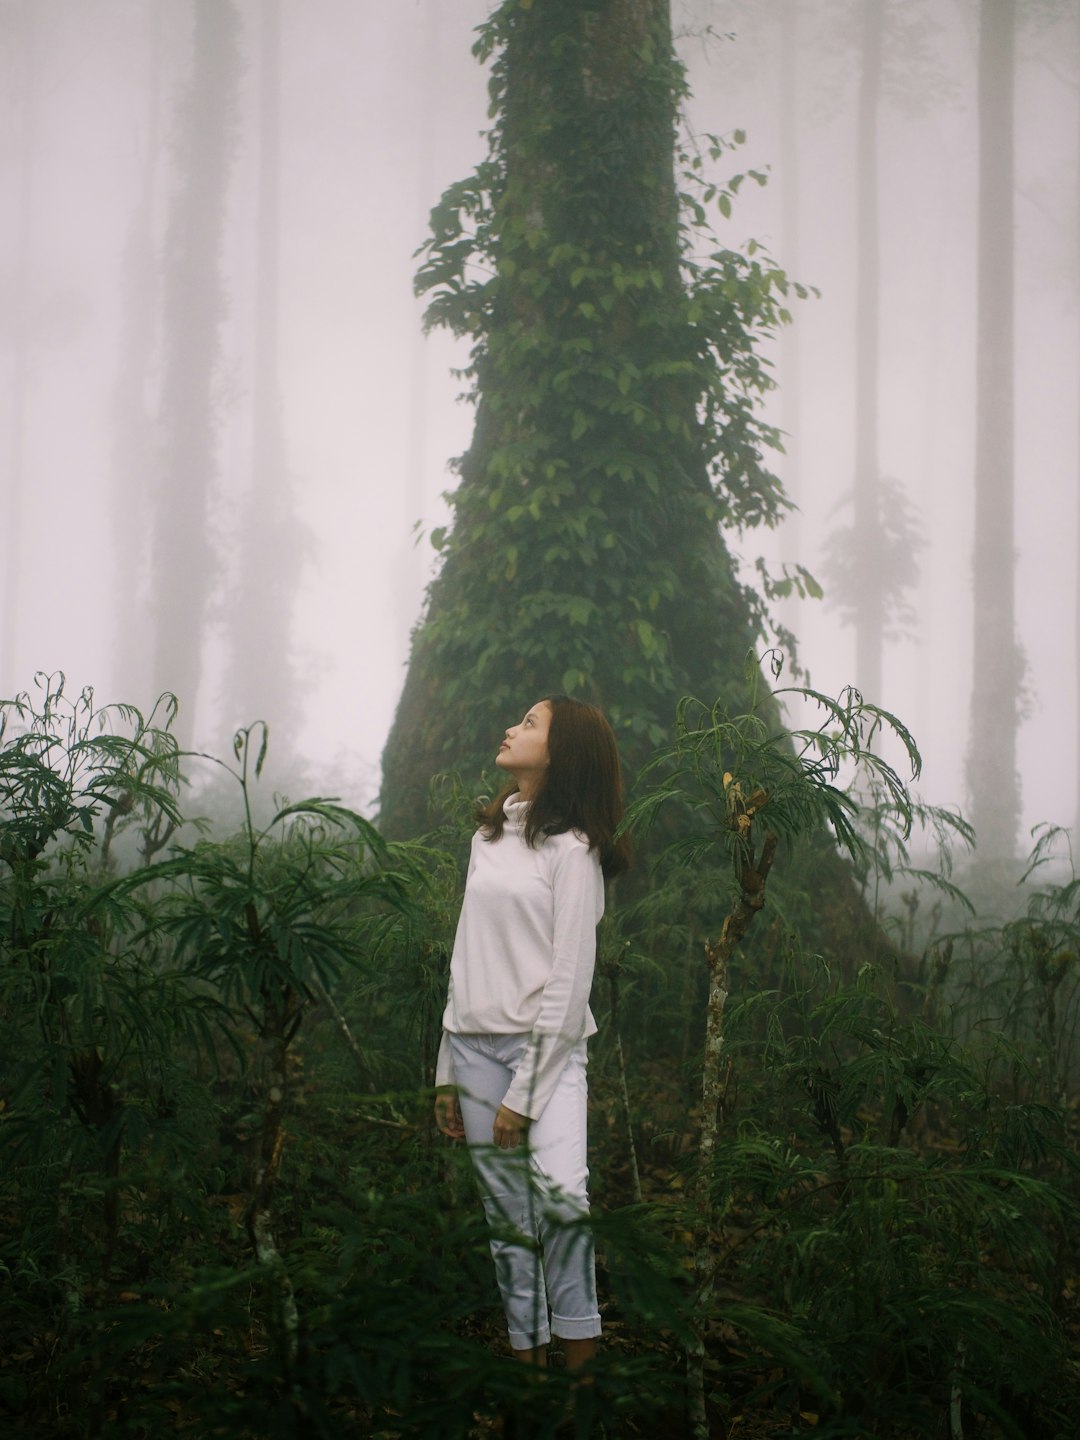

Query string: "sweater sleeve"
[502, 837, 602, 1120]
[435, 1030, 455, 1089]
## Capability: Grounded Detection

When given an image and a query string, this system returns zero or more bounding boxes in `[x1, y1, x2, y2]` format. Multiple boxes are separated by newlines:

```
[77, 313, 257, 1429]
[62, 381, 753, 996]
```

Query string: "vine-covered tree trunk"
[151, 0, 240, 746]
[967, 0, 1020, 861]
[380, 0, 787, 833]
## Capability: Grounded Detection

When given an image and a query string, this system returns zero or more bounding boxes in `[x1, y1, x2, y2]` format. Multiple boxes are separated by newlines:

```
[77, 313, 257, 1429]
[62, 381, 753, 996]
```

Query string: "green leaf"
[633, 619, 659, 658]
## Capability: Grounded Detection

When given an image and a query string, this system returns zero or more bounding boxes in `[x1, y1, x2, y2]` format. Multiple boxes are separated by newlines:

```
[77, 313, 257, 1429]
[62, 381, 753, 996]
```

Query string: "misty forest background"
[2, 2, 1079, 1439]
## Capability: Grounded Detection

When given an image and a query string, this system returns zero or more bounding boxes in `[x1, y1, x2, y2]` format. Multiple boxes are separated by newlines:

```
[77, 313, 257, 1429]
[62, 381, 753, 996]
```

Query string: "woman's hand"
[493, 1103, 530, 1150]
[434, 1089, 465, 1140]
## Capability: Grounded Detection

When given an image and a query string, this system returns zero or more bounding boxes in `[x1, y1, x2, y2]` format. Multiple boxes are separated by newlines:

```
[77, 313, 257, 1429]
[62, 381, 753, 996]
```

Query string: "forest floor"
[4, 1065, 1077, 1440]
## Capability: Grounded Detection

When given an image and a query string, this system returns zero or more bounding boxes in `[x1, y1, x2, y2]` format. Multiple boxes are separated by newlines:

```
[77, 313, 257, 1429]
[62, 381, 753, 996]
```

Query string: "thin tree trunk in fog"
[778, 0, 803, 650]
[221, 0, 300, 747]
[399, 6, 439, 661]
[151, 0, 240, 746]
[853, 0, 883, 702]
[967, 0, 1019, 861]
[111, 3, 163, 705]
[2, 0, 36, 690]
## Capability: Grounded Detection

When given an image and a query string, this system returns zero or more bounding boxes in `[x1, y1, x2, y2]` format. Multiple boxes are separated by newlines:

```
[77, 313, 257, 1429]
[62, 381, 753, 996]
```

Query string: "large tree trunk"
[379, 0, 771, 835]
[967, 0, 1019, 862]
[151, 0, 240, 747]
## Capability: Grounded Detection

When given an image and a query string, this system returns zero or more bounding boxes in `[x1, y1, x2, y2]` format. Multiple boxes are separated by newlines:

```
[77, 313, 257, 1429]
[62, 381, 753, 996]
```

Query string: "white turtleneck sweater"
[435, 797, 604, 1120]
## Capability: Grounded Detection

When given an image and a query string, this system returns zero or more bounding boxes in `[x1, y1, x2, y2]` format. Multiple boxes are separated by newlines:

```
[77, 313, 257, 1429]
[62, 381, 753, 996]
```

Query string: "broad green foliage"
[0, 676, 195, 1218]
[113, 729, 419, 1008]
[627, 656, 925, 871]
[0, 677, 442, 1427]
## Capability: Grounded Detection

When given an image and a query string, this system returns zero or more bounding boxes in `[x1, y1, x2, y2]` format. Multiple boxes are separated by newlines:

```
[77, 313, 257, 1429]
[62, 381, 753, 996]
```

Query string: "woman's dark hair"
[477, 695, 632, 879]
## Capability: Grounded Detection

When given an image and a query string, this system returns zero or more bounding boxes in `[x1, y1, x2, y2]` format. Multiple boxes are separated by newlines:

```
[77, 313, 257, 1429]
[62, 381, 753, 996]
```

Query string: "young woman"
[434, 695, 630, 1371]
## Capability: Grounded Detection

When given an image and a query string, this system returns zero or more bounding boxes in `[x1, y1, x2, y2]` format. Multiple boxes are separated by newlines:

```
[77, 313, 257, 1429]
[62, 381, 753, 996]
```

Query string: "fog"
[2, 0, 1077, 846]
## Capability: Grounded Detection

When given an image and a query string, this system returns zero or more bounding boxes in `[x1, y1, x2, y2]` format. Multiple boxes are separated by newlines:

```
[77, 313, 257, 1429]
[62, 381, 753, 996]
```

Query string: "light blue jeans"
[449, 1032, 601, 1349]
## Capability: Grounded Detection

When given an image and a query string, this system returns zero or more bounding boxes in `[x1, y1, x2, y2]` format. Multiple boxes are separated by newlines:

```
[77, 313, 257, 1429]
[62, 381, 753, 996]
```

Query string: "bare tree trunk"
[2, 0, 37, 690]
[111, 2, 163, 702]
[398, 3, 440, 655]
[221, 0, 302, 747]
[852, 0, 884, 702]
[777, 0, 803, 647]
[1075, 8, 1080, 841]
[967, 0, 1019, 862]
[151, 0, 241, 745]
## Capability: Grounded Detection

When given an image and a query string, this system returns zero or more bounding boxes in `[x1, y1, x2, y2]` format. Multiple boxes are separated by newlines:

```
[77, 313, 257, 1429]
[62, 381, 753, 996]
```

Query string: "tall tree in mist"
[699, 1, 938, 693]
[823, 1, 933, 696]
[851, 0, 885, 701]
[967, 0, 1020, 860]
[1, 0, 37, 689]
[690, 0, 816, 654]
[219, 0, 303, 748]
[677, 1, 816, 655]
[150, 0, 240, 746]
[379, 0, 791, 833]
[111, 2, 163, 703]
[777, 0, 805, 635]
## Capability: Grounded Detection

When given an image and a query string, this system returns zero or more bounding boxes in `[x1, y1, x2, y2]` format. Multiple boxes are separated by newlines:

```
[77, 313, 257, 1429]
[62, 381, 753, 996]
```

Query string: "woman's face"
[496, 701, 552, 792]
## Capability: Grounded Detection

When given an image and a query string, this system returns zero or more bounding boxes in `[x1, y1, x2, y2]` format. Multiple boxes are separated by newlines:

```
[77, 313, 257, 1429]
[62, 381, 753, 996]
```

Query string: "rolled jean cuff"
[508, 1322, 551, 1350]
[551, 1311, 602, 1341]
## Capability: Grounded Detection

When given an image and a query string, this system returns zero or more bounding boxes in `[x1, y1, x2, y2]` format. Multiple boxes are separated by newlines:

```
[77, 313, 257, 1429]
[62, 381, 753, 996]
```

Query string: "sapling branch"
[688, 823, 778, 1440]
[603, 940, 643, 1206]
[696, 827, 779, 1227]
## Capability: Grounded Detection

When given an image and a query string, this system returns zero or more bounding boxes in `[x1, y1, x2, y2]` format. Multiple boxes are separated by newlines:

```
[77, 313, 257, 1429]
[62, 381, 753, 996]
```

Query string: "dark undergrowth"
[2, 676, 1078, 1438]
